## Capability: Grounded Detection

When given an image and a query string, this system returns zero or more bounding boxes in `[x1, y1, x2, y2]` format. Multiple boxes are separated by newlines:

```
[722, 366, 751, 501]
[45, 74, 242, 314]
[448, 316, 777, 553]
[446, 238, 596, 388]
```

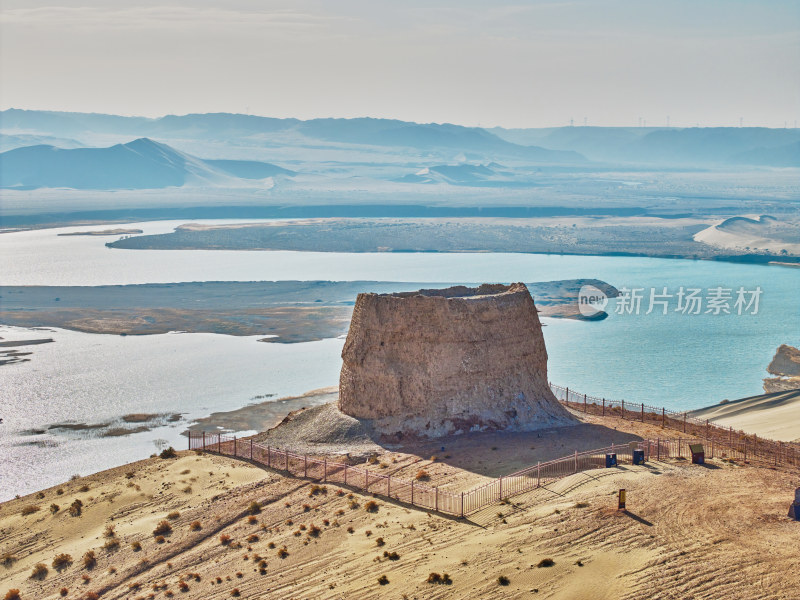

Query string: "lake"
[1, 220, 797, 499]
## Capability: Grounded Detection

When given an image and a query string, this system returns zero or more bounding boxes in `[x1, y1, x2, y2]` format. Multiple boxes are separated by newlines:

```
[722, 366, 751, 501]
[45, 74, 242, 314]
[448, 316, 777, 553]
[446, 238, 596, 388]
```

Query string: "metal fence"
[188, 383, 799, 517]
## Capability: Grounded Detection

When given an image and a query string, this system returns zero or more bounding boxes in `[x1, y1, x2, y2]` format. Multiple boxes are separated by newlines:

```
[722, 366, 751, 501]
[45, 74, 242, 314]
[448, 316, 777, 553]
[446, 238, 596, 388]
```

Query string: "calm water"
[1, 220, 797, 499]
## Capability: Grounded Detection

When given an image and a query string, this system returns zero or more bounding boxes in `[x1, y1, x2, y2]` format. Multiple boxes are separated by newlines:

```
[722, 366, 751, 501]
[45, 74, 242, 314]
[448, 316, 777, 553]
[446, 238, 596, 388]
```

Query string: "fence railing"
[550, 383, 800, 470]
[188, 383, 799, 517]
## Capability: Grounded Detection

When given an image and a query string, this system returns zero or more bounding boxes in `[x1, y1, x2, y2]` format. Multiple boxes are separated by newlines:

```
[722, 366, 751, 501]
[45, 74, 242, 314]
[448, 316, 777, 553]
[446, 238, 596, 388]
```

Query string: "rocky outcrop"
[338, 283, 575, 439]
[764, 344, 800, 393]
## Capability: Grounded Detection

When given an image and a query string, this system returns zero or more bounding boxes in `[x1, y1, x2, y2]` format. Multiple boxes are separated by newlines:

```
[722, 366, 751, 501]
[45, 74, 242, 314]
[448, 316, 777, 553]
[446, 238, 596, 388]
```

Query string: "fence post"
[574, 450, 578, 473]
[233, 436, 237, 456]
[461, 492, 464, 518]
[250, 439, 253, 460]
[387, 476, 390, 498]
[304, 455, 308, 478]
[411, 480, 414, 506]
[285, 448, 289, 473]
[657, 438, 660, 461]
[218, 433, 221, 453]
[641, 403, 644, 422]
[537, 461, 541, 487]
[683, 413, 687, 433]
[435, 487, 439, 512]
[622, 400, 625, 419]
[323, 459, 327, 483]
[744, 437, 747, 462]
[678, 438, 681, 458]
[566, 387, 569, 403]
[662, 407, 665, 428]
[202, 431, 206, 450]
[344, 464, 348, 486]
[584, 394, 587, 412]
[365, 469, 368, 491]
[499, 476, 503, 500]
[267, 446, 271, 468]
[602, 398, 605, 416]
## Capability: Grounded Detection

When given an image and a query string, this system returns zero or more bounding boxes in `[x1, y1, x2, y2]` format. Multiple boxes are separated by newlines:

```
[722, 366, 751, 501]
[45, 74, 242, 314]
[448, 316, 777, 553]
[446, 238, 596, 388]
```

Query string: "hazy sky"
[1, 0, 798, 128]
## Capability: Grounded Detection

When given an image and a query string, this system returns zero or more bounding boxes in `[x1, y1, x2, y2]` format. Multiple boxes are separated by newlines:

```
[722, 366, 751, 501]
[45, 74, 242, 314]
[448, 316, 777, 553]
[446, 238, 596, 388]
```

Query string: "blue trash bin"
[605, 453, 617, 468]
[632, 449, 645, 465]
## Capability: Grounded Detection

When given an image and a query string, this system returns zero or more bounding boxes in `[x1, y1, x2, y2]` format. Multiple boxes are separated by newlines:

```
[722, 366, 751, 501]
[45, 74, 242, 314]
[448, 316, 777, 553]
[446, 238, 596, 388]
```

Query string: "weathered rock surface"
[338, 283, 575, 439]
[764, 344, 800, 393]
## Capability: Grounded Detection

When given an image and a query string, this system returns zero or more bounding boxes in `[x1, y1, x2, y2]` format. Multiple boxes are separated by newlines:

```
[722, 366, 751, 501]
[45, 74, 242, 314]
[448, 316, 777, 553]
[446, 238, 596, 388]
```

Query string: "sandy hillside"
[690, 389, 800, 442]
[2, 413, 800, 600]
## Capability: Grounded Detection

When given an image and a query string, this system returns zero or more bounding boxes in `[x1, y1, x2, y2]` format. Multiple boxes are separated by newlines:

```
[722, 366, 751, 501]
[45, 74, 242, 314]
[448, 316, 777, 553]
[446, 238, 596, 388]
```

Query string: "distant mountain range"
[0, 109, 797, 191]
[0, 138, 292, 190]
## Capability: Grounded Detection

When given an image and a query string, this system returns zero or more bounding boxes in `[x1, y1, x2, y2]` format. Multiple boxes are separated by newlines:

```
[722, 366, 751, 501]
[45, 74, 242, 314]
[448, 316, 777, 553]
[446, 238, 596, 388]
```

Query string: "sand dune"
[693, 214, 800, 255]
[689, 389, 800, 442]
[2, 410, 799, 599]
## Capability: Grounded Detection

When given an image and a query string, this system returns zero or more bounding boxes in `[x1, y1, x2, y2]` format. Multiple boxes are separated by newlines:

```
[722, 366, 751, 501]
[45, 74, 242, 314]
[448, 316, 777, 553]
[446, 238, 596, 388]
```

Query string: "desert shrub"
[69, 499, 83, 517]
[335, 489, 345, 497]
[131, 541, 142, 551]
[347, 526, 354, 533]
[220, 534, 232, 545]
[59, 589, 68, 597]
[159, 447, 177, 459]
[267, 542, 276, 549]
[190, 521, 202, 531]
[348, 499, 359, 510]
[277, 546, 289, 558]
[167, 511, 180, 520]
[78, 484, 90, 493]
[415, 470, 430, 481]
[247, 515, 257, 524]
[35, 491, 45, 499]
[104, 524, 116, 537]
[365, 530, 372, 537]
[153, 520, 172, 536]
[308, 485, 327, 496]
[125, 471, 135, 479]
[82, 551, 96, 569]
[81, 574, 91, 583]
[85, 593, 99, 600]
[21, 505, 40, 516]
[537, 558, 555, 568]
[247, 534, 259, 543]
[308, 524, 321, 538]
[30, 563, 48, 580]
[2, 554, 18, 567]
[56, 488, 64, 495]
[104, 538, 120, 551]
[4, 590, 20, 600]
[429, 455, 437, 462]
[155, 535, 166, 544]
[378, 574, 389, 585]
[574, 501, 590, 509]
[426, 572, 451, 584]
[375, 537, 385, 546]
[302, 504, 311, 512]
[248, 501, 261, 515]
[49, 503, 60, 514]
[178, 581, 189, 592]
[52, 553, 72, 571]
[498, 575, 510, 586]
[231, 589, 240, 597]
[236, 572, 243, 578]
[383, 551, 400, 561]
[182, 485, 193, 494]
[364, 500, 379, 513]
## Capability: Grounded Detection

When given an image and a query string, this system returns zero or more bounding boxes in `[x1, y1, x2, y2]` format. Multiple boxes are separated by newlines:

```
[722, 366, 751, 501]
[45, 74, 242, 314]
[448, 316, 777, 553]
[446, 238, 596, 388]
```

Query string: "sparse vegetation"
[153, 520, 172, 536]
[537, 558, 555, 568]
[131, 541, 142, 551]
[167, 511, 180, 520]
[21, 505, 40, 516]
[308, 524, 321, 537]
[426, 572, 451, 585]
[104, 524, 116, 537]
[375, 537, 385, 546]
[277, 546, 289, 558]
[247, 534, 259, 542]
[159, 447, 177, 459]
[52, 553, 72, 571]
[78, 484, 90, 492]
[415, 470, 430, 481]
[30, 563, 48, 580]
[104, 538, 120, 551]
[383, 551, 400, 561]
[59, 588, 68, 597]
[378, 574, 389, 585]
[49, 503, 60, 514]
[69, 499, 83, 517]
[365, 500, 379, 513]
[82, 551, 96, 569]
[309, 484, 327, 496]
[190, 521, 202, 531]
[248, 501, 261, 514]
[155, 535, 166, 544]
[4, 589, 21, 600]
[2, 554, 18, 567]
[498, 575, 510, 586]
[220, 534, 232, 545]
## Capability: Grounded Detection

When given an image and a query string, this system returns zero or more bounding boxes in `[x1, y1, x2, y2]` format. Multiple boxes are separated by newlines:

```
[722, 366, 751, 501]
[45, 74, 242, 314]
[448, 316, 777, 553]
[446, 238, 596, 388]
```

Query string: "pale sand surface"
[693, 215, 800, 255]
[2, 412, 800, 599]
[689, 389, 800, 442]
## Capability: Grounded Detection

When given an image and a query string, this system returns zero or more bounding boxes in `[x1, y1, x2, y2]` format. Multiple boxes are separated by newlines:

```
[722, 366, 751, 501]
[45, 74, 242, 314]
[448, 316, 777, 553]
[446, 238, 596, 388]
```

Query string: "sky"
[0, 0, 798, 128]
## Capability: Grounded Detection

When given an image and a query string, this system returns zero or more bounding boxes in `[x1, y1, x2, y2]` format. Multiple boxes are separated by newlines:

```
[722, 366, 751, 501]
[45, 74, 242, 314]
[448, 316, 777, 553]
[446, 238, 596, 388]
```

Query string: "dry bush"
[347, 526, 354, 533]
[348, 499, 359, 510]
[81, 574, 91, 583]
[84, 593, 99, 600]
[21, 505, 40, 516]
[247, 515, 258, 524]
[182, 485, 193, 494]
[308, 524, 321, 538]
[153, 520, 172, 536]
[30, 563, 48, 580]
[415, 470, 430, 481]
[335, 489, 345, 497]
[131, 541, 142, 551]
[277, 547, 289, 558]
[302, 504, 311, 512]
[49, 504, 60, 514]
[247, 534, 259, 543]
[375, 537, 385, 547]
[59, 589, 68, 597]
[308, 485, 327, 496]
[78, 484, 90, 492]
[248, 501, 261, 515]
[178, 581, 189, 592]
[1, 554, 18, 567]
[167, 511, 180, 520]
[69, 499, 83, 517]
[104, 524, 116, 538]
[220, 534, 232, 546]
[52, 553, 72, 571]
[426, 572, 451, 584]
[4, 590, 20, 600]
[82, 551, 96, 570]
[159, 447, 177, 459]
[155, 535, 166, 544]
[383, 551, 400, 561]
[231, 589, 241, 597]
[125, 471, 135, 479]
[267, 542, 276, 549]
[189, 521, 202, 531]
[537, 558, 555, 568]
[378, 574, 389, 585]
[364, 500, 379, 513]
[104, 538, 120, 551]
[236, 572, 243, 578]
[498, 575, 510, 586]
[56, 488, 64, 495]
